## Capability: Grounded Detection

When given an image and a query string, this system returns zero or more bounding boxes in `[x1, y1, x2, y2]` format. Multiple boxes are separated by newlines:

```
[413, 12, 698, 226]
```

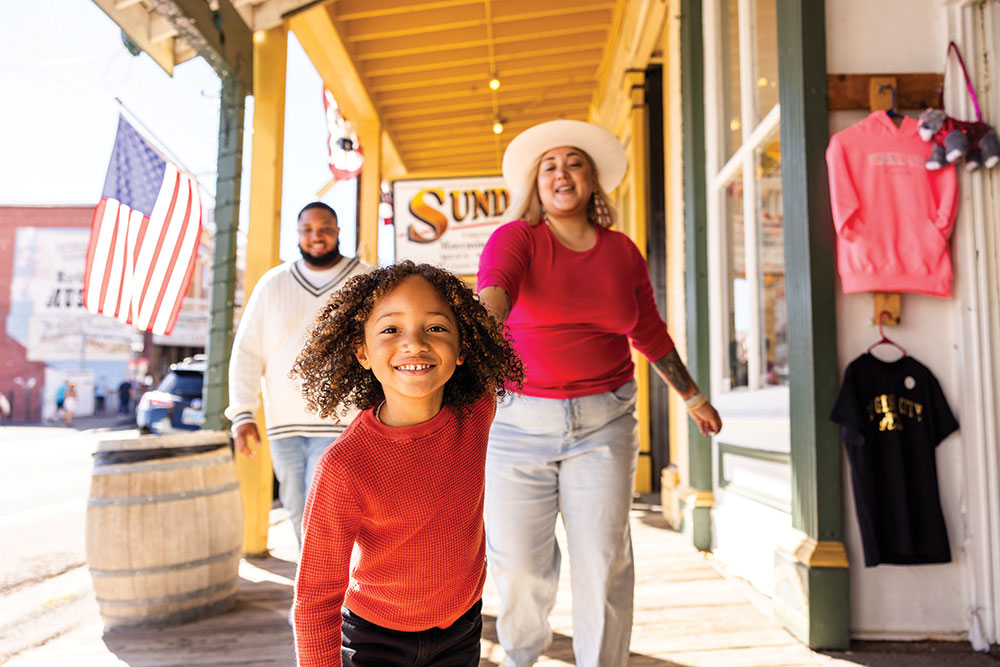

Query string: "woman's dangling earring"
[591, 191, 611, 227]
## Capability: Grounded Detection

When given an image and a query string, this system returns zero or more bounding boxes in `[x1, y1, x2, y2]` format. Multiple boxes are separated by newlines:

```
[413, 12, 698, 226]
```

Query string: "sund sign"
[393, 176, 509, 276]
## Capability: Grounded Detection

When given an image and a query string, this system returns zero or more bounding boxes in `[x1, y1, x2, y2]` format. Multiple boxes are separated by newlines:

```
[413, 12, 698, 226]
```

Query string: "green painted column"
[773, 0, 850, 649]
[679, 0, 713, 552]
[203, 74, 245, 431]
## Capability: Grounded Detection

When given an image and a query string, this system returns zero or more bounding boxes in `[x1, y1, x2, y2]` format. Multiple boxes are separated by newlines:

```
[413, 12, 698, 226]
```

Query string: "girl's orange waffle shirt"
[293, 393, 496, 667]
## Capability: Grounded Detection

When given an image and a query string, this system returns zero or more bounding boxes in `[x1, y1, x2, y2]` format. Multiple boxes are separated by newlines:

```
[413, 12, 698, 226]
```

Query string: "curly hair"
[291, 261, 524, 421]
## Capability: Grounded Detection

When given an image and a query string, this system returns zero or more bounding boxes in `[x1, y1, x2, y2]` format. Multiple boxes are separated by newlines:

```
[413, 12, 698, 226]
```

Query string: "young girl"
[290, 261, 523, 667]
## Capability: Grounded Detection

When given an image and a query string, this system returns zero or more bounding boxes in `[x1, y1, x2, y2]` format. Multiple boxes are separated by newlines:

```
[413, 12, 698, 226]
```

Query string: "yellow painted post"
[357, 121, 382, 265]
[236, 25, 286, 556]
[626, 70, 652, 494]
[662, 6, 691, 526]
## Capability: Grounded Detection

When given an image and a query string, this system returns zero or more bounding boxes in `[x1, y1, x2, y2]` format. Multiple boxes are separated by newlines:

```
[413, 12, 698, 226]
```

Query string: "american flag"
[83, 116, 202, 336]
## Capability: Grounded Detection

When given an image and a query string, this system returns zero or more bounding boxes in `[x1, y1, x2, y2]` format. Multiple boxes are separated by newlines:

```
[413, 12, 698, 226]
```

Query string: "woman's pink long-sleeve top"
[477, 219, 674, 398]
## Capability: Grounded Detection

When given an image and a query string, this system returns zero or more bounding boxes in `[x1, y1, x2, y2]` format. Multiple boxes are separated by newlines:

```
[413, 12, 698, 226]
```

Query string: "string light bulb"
[492, 120, 504, 135]
[489, 77, 501, 91]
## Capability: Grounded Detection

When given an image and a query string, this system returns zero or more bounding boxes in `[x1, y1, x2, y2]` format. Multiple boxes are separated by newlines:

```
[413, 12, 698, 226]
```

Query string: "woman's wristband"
[684, 392, 708, 411]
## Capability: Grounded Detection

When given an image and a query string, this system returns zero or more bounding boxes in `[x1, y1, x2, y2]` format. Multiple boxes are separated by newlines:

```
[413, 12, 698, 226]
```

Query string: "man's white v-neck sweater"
[225, 257, 370, 439]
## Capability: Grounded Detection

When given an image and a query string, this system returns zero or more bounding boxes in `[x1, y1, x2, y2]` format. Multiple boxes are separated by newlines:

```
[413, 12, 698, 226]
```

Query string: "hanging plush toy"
[918, 42, 1000, 172]
[919, 108, 1000, 171]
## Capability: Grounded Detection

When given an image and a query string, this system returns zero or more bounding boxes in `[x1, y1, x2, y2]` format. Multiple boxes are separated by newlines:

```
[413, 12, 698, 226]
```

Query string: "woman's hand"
[688, 401, 722, 437]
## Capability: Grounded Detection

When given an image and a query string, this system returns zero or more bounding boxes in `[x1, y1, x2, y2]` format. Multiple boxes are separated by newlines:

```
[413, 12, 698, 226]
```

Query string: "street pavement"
[0, 415, 135, 662]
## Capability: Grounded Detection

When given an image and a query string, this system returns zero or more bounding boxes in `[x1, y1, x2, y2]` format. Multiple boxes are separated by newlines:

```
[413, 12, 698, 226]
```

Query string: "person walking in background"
[94, 376, 107, 416]
[62, 382, 77, 426]
[55, 380, 69, 421]
[117, 380, 131, 416]
[225, 202, 370, 553]
[0, 391, 10, 425]
[290, 261, 523, 666]
[477, 119, 723, 667]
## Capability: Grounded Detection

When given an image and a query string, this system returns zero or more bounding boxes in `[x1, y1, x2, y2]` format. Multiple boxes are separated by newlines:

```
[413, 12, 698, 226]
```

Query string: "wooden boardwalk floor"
[8, 503, 991, 666]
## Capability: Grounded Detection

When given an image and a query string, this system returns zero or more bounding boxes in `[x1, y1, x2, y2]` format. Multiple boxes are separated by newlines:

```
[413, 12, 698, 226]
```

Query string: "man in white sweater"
[225, 202, 370, 546]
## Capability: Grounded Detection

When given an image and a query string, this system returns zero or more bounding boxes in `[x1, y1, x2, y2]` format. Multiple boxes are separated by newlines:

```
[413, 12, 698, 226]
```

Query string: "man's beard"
[299, 245, 341, 268]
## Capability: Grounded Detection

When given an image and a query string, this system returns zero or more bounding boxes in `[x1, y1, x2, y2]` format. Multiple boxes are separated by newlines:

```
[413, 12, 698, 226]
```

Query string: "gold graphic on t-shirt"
[898, 397, 923, 422]
[866, 393, 924, 432]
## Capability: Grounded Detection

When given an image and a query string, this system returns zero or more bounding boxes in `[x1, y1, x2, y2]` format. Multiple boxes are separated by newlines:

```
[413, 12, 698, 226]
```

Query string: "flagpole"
[113, 97, 217, 201]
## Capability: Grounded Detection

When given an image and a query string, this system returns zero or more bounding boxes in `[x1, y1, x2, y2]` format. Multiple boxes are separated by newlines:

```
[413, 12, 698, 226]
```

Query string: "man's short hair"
[298, 201, 338, 222]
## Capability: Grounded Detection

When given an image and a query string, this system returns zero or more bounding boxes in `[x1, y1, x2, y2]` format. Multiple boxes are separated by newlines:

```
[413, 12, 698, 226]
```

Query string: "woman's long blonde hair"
[504, 148, 618, 228]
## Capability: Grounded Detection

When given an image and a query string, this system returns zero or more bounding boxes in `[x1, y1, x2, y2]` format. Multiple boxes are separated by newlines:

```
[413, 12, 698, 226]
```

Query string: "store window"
[705, 0, 788, 452]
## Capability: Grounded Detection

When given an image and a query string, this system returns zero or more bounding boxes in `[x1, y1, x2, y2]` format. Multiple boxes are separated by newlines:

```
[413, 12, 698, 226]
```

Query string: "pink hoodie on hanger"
[826, 111, 959, 297]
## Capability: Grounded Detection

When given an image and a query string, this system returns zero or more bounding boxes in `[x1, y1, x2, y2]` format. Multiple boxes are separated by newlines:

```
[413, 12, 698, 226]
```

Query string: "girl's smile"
[355, 275, 464, 426]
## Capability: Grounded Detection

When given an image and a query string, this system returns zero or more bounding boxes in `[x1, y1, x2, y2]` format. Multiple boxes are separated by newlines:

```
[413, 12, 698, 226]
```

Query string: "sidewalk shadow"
[479, 613, 685, 666]
[101, 562, 296, 666]
[245, 552, 297, 580]
[820, 640, 1000, 666]
[100, 575, 683, 666]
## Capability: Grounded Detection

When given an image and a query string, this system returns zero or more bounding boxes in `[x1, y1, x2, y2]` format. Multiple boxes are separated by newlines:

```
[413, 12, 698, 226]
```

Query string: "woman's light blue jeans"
[485, 380, 639, 667]
[270, 433, 339, 546]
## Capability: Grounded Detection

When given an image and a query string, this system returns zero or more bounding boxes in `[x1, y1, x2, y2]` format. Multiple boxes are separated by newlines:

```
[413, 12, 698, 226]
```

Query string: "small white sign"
[393, 176, 509, 276]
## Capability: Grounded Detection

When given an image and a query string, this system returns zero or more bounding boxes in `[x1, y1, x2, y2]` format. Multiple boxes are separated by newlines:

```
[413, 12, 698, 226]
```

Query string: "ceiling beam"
[366, 53, 602, 93]
[373, 67, 601, 107]
[91, 0, 181, 74]
[360, 32, 609, 76]
[380, 86, 592, 120]
[387, 105, 587, 134]
[351, 14, 610, 61]
[238, 0, 325, 32]
[334, 0, 482, 22]
[152, 0, 254, 88]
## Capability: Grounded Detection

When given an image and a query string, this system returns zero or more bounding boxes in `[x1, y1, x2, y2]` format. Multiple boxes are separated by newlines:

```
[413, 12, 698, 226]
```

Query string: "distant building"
[0, 205, 228, 422]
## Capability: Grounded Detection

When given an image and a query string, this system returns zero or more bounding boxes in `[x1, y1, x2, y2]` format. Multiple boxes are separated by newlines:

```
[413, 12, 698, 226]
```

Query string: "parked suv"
[136, 355, 206, 434]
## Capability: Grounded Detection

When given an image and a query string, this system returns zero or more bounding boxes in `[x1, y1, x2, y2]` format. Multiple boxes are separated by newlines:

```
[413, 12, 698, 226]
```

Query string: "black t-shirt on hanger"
[830, 353, 958, 566]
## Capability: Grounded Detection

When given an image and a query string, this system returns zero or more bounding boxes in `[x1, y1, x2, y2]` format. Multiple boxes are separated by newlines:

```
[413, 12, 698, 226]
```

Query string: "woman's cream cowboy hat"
[501, 119, 628, 193]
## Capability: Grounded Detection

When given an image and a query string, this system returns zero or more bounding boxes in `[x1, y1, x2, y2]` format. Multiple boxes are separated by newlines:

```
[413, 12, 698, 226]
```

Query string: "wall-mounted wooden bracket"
[868, 76, 898, 113]
[874, 292, 901, 326]
[827, 73, 943, 111]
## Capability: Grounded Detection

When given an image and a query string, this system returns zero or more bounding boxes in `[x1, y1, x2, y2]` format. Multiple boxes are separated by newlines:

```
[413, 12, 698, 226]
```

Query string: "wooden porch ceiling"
[95, 0, 621, 176]
[325, 0, 619, 175]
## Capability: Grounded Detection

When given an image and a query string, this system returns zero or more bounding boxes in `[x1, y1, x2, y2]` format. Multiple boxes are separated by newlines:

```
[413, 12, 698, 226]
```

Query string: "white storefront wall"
[828, 0, 1000, 646]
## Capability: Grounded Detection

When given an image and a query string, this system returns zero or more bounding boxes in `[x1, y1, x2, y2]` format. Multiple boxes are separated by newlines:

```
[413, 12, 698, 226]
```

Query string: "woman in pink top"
[477, 119, 722, 667]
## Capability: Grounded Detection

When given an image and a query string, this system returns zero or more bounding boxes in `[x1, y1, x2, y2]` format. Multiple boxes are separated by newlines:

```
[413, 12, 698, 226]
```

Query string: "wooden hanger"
[868, 310, 907, 357]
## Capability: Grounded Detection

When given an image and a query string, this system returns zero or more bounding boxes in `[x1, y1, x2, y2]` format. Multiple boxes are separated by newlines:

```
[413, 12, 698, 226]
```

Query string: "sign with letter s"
[392, 176, 509, 275]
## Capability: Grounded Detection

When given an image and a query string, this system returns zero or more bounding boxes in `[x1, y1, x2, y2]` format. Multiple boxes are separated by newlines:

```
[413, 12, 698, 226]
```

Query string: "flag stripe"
[110, 208, 136, 319]
[101, 203, 131, 317]
[134, 168, 182, 330]
[83, 199, 108, 308]
[154, 176, 202, 335]
[118, 209, 145, 325]
[146, 179, 193, 334]
[132, 161, 179, 303]
[85, 201, 120, 313]
[97, 205, 125, 315]
[137, 171, 188, 331]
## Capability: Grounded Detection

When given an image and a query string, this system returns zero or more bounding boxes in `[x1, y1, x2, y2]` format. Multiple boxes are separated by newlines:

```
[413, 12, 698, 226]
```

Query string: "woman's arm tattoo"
[652, 349, 695, 396]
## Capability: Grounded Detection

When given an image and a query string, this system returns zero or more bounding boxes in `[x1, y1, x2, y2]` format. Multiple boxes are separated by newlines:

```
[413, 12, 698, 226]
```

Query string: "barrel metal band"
[96, 579, 238, 607]
[87, 482, 239, 507]
[88, 547, 241, 577]
[91, 453, 232, 476]
[93, 444, 230, 466]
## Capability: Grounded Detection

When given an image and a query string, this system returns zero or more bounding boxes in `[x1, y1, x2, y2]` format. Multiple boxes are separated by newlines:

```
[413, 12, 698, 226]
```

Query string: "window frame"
[704, 0, 790, 449]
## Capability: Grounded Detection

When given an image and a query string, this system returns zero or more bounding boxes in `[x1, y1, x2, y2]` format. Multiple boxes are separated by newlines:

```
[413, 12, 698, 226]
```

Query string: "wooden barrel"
[85, 430, 243, 628]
